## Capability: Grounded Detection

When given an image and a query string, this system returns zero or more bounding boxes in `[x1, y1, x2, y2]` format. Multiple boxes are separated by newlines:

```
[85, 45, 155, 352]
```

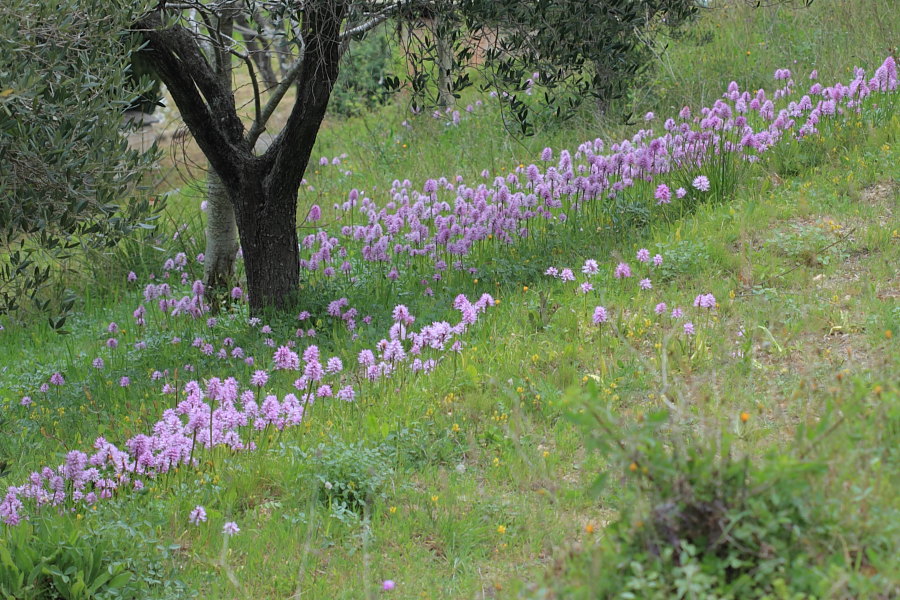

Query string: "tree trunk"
[202, 170, 240, 293]
[200, 0, 242, 299]
[433, 15, 455, 109]
[233, 177, 300, 313]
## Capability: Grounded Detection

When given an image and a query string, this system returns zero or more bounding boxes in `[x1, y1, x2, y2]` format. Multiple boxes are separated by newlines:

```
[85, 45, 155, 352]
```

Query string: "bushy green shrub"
[0, 0, 160, 323]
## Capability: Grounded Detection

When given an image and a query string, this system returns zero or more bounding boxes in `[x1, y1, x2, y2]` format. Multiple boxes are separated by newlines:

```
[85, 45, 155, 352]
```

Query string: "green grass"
[1, 2, 899, 598]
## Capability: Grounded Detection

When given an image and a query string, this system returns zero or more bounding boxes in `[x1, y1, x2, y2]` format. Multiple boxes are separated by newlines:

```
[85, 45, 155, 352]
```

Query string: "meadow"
[1, 1, 898, 598]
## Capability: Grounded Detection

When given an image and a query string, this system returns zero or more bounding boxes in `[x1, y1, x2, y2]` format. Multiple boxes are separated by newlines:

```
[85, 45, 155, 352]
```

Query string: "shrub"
[0, 0, 160, 323]
[330, 25, 393, 118]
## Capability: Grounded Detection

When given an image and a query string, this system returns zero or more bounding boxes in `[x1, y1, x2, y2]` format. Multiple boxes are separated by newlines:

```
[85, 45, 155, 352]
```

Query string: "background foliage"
[0, 0, 160, 323]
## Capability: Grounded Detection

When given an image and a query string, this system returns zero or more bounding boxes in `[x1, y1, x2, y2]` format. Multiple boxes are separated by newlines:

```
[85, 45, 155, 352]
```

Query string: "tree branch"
[245, 44, 306, 148]
[135, 11, 247, 188]
[263, 0, 347, 199]
[340, 4, 400, 40]
[232, 49, 262, 134]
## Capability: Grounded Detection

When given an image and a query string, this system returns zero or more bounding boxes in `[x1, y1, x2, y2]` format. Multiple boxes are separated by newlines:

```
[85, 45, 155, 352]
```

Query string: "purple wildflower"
[222, 521, 240, 536]
[684, 322, 695, 336]
[302, 345, 320, 364]
[251, 370, 269, 387]
[358, 349, 376, 367]
[692, 175, 711, 192]
[639, 278, 652, 290]
[273, 346, 300, 370]
[592, 306, 609, 324]
[392, 305, 413, 324]
[189, 505, 207, 525]
[654, 302, 667, 315]
[694, 293, 716, 309]
[654, 184, 671, 204]
[636, 249, 650, 263]
[614, 263, 632, 278]
[303, 360, 324, 382]
[50, 372, 64, 386]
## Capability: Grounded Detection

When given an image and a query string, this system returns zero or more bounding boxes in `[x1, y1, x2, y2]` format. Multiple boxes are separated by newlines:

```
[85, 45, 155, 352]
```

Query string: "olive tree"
[0, 0, 160, 324]
[134, 0, 696, 312]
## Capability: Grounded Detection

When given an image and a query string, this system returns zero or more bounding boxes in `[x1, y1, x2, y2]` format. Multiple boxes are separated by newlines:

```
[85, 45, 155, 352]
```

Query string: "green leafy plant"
[330, 24, 394, 117]
[655, 240, 711, 282]
[299, 439, 394, 514]
[0, 521, 140, 599]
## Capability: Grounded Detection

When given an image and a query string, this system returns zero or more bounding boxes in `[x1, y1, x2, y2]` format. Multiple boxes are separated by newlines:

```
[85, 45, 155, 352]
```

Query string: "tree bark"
[234, 176, 300, 312]
[432, 14, 455, 109]
[202, 171, 240, 292]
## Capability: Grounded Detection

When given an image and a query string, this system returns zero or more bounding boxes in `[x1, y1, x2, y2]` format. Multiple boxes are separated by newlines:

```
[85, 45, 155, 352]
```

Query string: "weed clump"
[558, 382, 897, 599]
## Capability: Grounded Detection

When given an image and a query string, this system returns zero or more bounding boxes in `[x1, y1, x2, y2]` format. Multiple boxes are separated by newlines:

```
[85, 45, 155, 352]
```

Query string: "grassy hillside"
[1, 2, 897, 598]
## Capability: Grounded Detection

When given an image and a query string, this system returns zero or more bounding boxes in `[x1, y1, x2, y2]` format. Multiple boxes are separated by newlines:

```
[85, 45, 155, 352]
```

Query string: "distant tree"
[134, 0, 696, 312]
[459, 0, 698, 122]
[0, 0, 160, 325]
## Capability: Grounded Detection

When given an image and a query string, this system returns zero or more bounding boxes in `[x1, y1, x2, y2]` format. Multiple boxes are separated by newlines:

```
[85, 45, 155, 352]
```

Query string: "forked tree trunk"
[138, 1, 347, 313]
[202, 171, 240, 292]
